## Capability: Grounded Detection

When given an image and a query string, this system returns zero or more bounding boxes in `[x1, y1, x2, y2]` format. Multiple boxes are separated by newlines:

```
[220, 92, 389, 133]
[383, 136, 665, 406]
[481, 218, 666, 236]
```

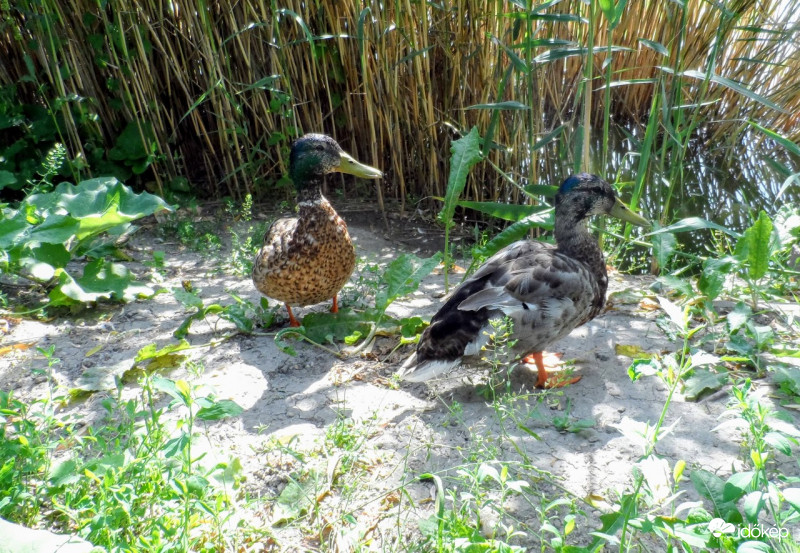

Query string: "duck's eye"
[315, 145, 325, 152]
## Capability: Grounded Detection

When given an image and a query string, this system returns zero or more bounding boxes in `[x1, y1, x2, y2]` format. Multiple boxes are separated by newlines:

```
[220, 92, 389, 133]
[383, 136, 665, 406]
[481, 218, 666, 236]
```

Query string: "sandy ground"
[1, 210, 796, 550]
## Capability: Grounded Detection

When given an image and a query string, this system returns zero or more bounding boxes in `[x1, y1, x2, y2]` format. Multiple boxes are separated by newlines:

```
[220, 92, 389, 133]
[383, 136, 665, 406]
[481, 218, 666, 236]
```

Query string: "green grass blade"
[463, 101, 530, 110]
[748, 121, 800, 157]
[677, 69, 786, 113]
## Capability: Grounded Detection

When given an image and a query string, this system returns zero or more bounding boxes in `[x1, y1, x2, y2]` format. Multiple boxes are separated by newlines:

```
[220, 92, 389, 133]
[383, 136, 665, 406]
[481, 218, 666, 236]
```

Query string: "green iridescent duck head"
[289, 134, 382, 191]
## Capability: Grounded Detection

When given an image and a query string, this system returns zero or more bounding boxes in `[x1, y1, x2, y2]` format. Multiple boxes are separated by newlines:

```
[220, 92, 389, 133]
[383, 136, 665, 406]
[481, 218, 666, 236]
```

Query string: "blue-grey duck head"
[555, 173, 649, 226]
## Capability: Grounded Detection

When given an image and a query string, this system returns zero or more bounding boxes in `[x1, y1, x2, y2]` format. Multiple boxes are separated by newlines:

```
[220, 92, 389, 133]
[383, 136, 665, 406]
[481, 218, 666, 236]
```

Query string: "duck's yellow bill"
[337, 151, 383, 179]
[609, 197, 650, 227]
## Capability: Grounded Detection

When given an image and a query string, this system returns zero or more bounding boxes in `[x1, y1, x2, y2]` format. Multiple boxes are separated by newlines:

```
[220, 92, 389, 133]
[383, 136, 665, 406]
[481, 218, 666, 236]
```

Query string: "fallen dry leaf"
[0, 342, 36, 356]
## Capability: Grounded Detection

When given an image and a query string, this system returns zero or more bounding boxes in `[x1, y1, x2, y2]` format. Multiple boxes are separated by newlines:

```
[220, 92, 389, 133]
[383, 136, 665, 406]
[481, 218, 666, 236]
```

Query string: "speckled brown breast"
[252, 198, 356, 306]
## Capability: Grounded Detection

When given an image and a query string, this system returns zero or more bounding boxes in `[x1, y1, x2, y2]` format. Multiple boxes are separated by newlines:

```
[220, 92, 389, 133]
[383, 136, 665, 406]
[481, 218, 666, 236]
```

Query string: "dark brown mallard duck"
[252, 134, 382, 327]
[399, 173, 649, 388]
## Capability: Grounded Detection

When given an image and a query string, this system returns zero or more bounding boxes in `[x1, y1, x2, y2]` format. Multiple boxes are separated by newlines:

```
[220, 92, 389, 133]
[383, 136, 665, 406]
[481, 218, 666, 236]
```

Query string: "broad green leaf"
[651, 223, 677, 268]
[173, 287, 204, 309]
[477, 463, 501, 484]
[48, 459, 79, 487]
[742, 491, 765, 523]
[773, 367, 800, 396]
[763, 431, 792, 455]
[773, 204, 800, 244]
[25, 242, 71, 269]
[197, 399, 244, 421]
[588, 494, 636, 549]
[522, 184, 559, 197]
[699, 256, 736, 301]
[5, 177, 172, 305]
[219, 303, 255, 333]
[174, 310, 206, 340]
[657, 295, 687, 331]
[745, 320, 773, 349]
[48, 269, 101, 305]
[683, 369, 727, 401]
[726, 302, 751, 333]
[135, 340, 192, 362]
[49, 259, 154, 305]
[723, 471, 755, 502]
[161, 433, 190, 458]
[628, 358, 660, 381]
[27, 214, 81, 244]
[74, 359, 132, 391]
[298, 310, 372, 346]
[655, 275, 694, 297]
[598, 0, 627, 28]
[689, 350, 720, 369]
[441, 127, 482, 231]
[691, 469, 738, 519]
[737, 542, 772, 553]
[614, 344, 652, 359]
[109, 121, 156, 163]
[272, 475, 317, 525]
[0, 170, 17, 189]
[17, 258, 54, 281]
[441, 127, 482, 290]
[399, 316, 426, 338]
[376, 253, 442, 310]
[597, 0, 615, 22]
[153, 377, 192, 406]
[0, 210, 33, 249]
[456, 200, 545, 222]
[647, 217, 741, 238]
[474, 210, 554, 260]
[736, 210, 773, 280]
[783, 488, 800, 513]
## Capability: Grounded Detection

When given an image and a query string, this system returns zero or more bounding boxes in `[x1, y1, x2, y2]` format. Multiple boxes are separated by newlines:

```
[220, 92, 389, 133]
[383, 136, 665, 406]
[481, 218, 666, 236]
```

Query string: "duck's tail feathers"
[397, 356, 459, 382]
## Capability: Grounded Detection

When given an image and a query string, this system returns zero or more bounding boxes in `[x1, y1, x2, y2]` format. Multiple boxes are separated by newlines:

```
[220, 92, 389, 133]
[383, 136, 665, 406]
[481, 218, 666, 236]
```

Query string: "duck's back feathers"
[401, 239, 604, 381]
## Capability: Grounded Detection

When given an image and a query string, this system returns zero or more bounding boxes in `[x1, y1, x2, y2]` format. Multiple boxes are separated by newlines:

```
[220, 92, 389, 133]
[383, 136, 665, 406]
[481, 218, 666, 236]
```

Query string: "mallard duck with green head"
[399, 173, 649, 388]
[253, 134, 382, 327]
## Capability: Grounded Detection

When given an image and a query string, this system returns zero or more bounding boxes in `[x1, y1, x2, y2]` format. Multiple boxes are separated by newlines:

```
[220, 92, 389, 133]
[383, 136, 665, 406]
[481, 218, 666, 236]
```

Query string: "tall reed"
[1, 0, 796, 222]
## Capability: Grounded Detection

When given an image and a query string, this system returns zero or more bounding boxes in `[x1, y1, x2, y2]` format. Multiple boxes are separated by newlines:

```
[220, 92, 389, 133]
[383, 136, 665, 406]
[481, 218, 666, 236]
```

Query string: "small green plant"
[476, 316, 518, 400]
[224, 193, 264, 277]
[417, 466, 530, 552]
[274, 252, 441, 356]
[172, 286, 277, 338]
[0, 368, 258, 552]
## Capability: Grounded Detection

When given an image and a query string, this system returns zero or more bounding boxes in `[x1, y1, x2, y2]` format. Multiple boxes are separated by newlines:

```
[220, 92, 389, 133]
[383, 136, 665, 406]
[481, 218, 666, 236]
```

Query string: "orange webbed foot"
[522, 351, 581, 388]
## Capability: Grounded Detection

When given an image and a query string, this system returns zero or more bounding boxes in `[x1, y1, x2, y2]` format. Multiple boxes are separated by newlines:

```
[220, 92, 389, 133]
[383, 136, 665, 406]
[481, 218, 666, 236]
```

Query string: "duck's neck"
[295, 173, 326, 206]
[554, 216, 608, 288]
